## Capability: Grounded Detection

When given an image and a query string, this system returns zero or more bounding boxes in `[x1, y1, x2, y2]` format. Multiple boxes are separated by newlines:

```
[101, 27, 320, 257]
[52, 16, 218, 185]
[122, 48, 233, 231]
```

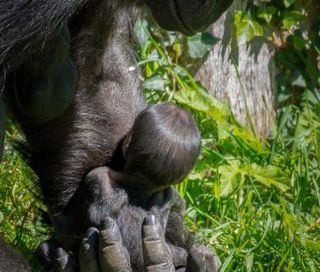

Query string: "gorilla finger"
[37, 240, 56, 269]
[142, 214, 175, 272]
[79, 227, 100, 272]
[52, 247, 77, 272]
[99, 217, 131, 272]
[186, 245, 217, 272]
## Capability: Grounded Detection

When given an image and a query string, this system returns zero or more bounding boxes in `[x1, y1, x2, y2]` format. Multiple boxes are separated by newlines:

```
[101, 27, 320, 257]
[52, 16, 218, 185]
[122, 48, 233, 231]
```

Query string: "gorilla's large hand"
[43, 166, 216, 271]
[38, 215, 215, 272]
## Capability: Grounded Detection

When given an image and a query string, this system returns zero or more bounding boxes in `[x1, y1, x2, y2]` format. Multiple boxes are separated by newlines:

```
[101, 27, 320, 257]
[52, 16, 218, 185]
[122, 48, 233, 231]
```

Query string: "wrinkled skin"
[39, 216, 216, 272]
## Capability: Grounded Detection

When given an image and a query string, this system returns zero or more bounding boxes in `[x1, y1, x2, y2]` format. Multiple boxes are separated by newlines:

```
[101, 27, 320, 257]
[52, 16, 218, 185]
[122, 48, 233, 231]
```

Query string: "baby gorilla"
[50, 103, 215, 271]
[85, 103, 209, 270]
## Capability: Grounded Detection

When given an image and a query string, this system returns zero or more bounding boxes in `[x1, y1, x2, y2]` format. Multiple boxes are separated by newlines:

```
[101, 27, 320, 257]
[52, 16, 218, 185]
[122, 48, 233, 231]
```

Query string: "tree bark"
[195, 1, 276, 138]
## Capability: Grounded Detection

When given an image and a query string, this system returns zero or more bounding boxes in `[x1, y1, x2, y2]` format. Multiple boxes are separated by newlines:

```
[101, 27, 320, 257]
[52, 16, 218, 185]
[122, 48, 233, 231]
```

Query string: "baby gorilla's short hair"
[123, 103, 201, 191]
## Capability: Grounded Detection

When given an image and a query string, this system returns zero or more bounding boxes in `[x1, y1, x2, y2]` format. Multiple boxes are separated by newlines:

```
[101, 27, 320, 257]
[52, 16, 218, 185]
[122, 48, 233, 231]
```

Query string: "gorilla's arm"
[0, 0, 234, 269]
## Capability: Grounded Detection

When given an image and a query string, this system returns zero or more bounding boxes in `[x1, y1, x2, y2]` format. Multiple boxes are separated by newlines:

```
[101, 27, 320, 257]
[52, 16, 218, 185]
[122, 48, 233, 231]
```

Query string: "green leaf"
[218, 159, 241, 196]
[291, 74, 307, 88]
[134, 17, 149, 46]
[245, 254, 253, 272]
[284, 0, 296, 8]
[172, 42, 182, 58]
[143, 75, 166, 91]
[257, 6, 277, 23]
[187, 32, 219, 59]
[219, 250, 235, 272]
[292, 35, 306, 51]
[234, 11, 264, 44]
[282, 11, 305, 29]
[245, 164, 290, 192]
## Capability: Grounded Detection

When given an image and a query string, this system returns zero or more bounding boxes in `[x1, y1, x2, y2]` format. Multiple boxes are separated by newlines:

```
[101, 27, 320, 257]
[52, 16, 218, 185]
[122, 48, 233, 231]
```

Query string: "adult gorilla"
[0, 0, 234, 270]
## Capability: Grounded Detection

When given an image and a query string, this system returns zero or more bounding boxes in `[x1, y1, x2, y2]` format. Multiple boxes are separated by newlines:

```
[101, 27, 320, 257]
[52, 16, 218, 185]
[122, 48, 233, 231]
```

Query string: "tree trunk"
[195, 1, 276, 138]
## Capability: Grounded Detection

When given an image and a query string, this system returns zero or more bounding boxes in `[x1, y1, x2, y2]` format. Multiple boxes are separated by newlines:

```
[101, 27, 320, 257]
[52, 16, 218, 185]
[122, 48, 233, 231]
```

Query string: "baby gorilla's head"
[122, 103, 201, 192]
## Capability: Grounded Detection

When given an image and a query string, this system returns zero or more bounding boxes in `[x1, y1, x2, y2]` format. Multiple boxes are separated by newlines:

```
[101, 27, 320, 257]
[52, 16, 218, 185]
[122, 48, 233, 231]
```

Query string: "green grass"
[0, 122, 50, 269]
[136, 23, 320, 271]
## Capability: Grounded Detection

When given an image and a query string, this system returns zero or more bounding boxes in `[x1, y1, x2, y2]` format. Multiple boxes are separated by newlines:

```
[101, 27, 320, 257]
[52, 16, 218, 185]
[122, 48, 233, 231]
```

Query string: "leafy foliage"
[135, 8, 320, 270]
[0, 122, 50, 270]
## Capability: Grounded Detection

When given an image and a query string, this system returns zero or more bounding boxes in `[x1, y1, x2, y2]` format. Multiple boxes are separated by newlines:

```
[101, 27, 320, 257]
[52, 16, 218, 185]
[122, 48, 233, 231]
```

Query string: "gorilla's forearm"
[22, 1, 145, 216]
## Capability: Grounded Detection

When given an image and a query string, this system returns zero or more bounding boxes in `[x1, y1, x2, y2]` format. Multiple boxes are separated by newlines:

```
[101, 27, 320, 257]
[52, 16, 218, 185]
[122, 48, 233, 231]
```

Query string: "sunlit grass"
[137, 21, 320, 271]
[0, 122, 50, 270]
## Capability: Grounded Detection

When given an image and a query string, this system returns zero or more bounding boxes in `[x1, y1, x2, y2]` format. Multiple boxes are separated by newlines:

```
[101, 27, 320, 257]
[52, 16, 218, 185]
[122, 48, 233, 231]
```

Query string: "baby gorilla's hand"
[37, 216, 176, 272]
